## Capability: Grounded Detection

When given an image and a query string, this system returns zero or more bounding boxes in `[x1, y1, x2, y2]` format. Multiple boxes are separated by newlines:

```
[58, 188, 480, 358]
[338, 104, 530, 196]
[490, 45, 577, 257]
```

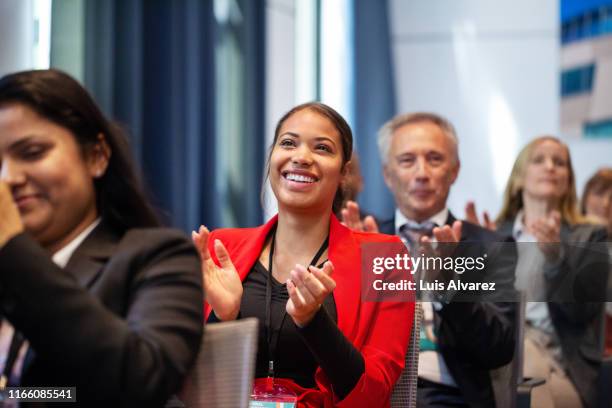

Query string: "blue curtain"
[80, 0, 264, 231]
[352, 0, 396, 220]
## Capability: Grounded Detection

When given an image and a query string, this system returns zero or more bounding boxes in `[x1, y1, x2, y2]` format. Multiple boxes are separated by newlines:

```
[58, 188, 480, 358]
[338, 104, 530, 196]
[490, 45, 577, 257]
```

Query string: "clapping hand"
[529, 211, 562, 262]
[286, 261, 336, 327]
[340, 200, 379, 233]
[0, 181, 23, 248]
[192, 226, 242, 321]
[419, 221, 463, 282]
[464, 201, 496, 230]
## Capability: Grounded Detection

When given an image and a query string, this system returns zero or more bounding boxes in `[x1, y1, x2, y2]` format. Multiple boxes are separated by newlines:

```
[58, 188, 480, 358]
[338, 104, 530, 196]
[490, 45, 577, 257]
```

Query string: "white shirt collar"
[394, 207, 449, 235]
[512, 210, 536, 242]
[51, 218, 101, 268]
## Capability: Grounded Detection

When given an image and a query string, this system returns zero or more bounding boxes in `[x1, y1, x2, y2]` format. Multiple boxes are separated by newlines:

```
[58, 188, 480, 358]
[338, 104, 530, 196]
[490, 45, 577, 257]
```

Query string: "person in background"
[193, 102, 413, 407]
[491, 136, 608, 408]
[0, 69, 203, 407]
[343, 112, 517, 408]
[582, 168, 612, 235]
[581, 168, 612, 357]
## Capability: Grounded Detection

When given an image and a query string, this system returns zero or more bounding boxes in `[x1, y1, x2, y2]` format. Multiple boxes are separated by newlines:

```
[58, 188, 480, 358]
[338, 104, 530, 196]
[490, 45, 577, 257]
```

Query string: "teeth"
[285, 173, 316, 183]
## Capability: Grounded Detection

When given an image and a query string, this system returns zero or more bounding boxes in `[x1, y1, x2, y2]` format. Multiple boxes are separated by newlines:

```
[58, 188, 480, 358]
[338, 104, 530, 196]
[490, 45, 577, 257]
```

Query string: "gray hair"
[377, 112, 459, 165]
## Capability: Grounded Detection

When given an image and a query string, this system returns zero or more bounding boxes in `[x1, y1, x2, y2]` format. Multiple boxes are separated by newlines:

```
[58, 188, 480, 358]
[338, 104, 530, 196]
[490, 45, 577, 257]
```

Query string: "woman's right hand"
[192, 226, 242, 321]
[0, 181, 24, 248]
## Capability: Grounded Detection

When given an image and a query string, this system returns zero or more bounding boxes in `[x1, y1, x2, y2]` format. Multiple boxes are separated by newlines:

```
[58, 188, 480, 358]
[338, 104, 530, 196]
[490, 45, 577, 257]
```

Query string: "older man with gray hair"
[342, 112, 517, 408]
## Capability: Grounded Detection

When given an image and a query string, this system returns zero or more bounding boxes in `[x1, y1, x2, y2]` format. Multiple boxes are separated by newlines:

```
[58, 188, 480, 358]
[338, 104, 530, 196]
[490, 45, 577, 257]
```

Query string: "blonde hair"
[496, 136, 583, 225]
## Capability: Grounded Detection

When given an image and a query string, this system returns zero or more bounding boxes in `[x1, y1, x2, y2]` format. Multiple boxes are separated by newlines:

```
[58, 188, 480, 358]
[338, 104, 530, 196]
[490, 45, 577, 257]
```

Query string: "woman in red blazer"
[194, 102, 413, 407]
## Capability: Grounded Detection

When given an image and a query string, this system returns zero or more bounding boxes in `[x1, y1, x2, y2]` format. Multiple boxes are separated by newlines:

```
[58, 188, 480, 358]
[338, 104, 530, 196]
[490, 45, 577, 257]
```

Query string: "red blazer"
[206, 214, 414, 408]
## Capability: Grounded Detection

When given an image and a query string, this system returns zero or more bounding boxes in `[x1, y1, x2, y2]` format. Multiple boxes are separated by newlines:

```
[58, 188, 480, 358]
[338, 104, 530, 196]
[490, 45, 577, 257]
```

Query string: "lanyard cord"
[264, 226, 329, 377]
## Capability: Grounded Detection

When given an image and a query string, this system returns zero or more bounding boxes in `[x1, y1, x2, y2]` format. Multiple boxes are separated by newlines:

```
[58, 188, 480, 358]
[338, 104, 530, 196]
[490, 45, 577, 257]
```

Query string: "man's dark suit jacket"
[498, 220, 608, 408]
[0, 221, 204, 407]
[380, 212, 517, 408]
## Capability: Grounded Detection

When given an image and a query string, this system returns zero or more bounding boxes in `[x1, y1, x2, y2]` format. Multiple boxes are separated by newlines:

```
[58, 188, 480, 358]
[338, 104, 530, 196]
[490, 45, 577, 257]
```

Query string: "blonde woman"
[494, 136, 608, 408]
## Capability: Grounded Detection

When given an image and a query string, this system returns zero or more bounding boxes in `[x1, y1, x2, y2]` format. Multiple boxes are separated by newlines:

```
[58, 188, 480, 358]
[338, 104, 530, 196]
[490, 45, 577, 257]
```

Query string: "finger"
[530, 223, 549, 242]
[451, 221, 462, 242]
[433, 225, 453, 243]
[309, 264, 336, 292]
[340, 208, 350, 226]
[483, 212, 494, 230]
[193, 226, 212, 261]
[465, 201, 478, 224]
[291, 268, 320, 304]
[364, 216, 379, 233]
[321, 260, 334, 276]
[287, 279, 307, 308]
[346, 201, 362, 227]
[213, 239, 235, 270]
[548, 211, 561, 230]
[419, 236, 435, 256]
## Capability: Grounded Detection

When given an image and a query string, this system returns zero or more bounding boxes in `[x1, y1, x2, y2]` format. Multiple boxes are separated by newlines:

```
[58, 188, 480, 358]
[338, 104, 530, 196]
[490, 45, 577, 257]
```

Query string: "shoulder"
[117, 228, 200, 265]
[377, 217, 395, 235]
[208, 226, 264, 249]
[566, 223, 608, 242]
[347, 229, 402, 245]
[122, 227, 193, 249]
[461, 220, 514, 243]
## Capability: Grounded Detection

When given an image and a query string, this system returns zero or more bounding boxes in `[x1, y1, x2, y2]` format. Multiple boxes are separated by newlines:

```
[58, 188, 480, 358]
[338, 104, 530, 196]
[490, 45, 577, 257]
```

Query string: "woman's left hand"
[286, 261, 336, 327]
[0, 181, 24, 248]
[530, 211, 562, 261]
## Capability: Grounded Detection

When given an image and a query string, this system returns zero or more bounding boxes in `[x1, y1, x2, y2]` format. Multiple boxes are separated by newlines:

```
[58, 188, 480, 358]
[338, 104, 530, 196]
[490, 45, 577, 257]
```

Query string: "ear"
[87, 133, 112, 178]
[341, 160, 352, 177]
[449, 159, 460, 185]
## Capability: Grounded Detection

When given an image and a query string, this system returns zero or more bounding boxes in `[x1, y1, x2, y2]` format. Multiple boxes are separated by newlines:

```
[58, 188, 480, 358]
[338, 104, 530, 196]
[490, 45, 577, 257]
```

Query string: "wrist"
[291, 306, 321, 328]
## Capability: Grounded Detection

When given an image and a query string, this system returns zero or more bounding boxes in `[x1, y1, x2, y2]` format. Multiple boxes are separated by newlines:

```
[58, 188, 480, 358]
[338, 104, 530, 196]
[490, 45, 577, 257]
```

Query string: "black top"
[244, 260, 337, 388]
[209, 260, 365, 399]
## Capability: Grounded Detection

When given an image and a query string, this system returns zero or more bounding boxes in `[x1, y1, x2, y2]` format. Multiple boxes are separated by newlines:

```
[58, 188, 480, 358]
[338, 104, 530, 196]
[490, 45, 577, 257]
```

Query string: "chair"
[596, 307, 612, 408]
[490, 291, 544, 408]
[179, 318, 258, 408]
[390, 302, 422, 408]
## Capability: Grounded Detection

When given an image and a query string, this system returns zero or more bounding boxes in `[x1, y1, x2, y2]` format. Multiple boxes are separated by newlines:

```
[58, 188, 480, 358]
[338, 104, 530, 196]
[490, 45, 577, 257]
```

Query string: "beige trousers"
[523, 329, 583, 408]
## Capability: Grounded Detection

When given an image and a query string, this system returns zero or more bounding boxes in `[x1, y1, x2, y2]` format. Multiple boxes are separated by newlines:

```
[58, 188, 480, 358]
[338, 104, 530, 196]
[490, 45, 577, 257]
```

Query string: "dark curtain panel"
[352, 0, 396, 220]
[80, 0, 264, 231]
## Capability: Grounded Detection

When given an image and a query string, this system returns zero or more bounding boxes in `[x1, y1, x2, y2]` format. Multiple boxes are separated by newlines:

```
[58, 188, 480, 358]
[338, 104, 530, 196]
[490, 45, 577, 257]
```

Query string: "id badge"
[249, 377, 297, 408]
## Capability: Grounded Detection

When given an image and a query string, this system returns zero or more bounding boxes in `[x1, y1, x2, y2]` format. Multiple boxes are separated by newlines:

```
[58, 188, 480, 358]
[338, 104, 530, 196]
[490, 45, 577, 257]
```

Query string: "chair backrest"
[179, 318, 258, 408]
[390, 302, 421, 408]
[491, 291, 525, 408]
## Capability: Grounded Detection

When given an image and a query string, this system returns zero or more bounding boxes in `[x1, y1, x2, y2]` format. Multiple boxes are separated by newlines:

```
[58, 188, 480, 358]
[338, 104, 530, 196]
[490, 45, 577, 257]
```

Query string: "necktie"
[399, 222, 439, 355]
[399, 221, 436, 252]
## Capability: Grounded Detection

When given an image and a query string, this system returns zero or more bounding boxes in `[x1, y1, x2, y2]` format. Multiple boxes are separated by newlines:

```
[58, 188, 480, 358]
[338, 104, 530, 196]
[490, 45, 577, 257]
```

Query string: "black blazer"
[497, 220, 608, 408]
[0, 221, 204, 407]
[380, 212, 517, 408]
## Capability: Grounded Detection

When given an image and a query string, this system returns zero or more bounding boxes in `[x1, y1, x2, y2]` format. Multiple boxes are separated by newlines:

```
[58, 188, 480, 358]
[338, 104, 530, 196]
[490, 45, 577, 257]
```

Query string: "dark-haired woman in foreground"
[193, 102, 413, 407]
[0, 69, 203, 406]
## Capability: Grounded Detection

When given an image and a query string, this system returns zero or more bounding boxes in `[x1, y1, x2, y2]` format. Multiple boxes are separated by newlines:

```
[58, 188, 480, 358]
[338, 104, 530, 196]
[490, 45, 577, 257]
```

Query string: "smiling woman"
[193, 102, 414, 407]
[0, 69, 203, 407]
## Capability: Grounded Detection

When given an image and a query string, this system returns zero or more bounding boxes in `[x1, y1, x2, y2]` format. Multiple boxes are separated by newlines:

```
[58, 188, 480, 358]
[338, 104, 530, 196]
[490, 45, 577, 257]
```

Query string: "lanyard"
[265, 226, 329, 377]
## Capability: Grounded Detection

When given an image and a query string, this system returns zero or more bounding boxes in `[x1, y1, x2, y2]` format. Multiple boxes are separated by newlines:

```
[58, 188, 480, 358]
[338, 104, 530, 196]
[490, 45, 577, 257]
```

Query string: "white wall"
[0, 0, 35, 76]
[263, 0, 612, 220]
[389, 0, 559, 217]
[264, 0, 296, 220]
[388, 0, 610, 218]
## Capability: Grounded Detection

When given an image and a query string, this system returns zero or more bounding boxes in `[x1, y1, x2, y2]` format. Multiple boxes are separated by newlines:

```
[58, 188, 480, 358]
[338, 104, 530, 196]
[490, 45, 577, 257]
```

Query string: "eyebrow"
[4, 136, 40, 152]
[279, 132, 337, 146]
